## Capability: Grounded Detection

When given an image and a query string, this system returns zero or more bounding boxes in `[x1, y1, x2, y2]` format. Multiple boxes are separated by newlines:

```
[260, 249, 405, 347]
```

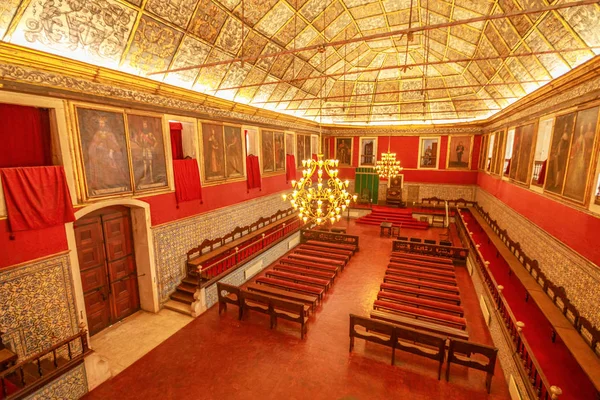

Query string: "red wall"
[478, 173, 600, 267]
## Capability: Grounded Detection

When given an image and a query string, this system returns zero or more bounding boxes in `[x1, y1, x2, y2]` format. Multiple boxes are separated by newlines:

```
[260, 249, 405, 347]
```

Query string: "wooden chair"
[217, 282, 242, 320]
[446, 338, 498, 393]
[349, 314, 396, 365]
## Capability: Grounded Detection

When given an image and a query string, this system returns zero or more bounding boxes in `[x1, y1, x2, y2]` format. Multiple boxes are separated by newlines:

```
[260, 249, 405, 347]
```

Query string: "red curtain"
[537, 160, 547, 185]
[246, 155, 261, 191]
[1, 166, 75, 233]
[0, 104, 52, 168]
[170, 121, 184, 160]
[173, 159, 202, 206]
[286, 154, 296, 182]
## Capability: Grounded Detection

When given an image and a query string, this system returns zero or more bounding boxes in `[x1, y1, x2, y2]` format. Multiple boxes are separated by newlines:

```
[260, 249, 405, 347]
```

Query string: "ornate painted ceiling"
[0, 0, 599, 125]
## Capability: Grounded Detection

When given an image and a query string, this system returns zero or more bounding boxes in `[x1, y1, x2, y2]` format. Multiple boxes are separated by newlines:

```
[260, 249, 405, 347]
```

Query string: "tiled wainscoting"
[476, 189, 600, 326]
[348, 181, 477, 204]
[152, 192, 291, 304]
[24, 364, 88, 400]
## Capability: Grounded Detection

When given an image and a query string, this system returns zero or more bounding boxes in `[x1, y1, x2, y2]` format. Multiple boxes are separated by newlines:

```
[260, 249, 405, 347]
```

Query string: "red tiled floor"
[85, 221, 510, 400]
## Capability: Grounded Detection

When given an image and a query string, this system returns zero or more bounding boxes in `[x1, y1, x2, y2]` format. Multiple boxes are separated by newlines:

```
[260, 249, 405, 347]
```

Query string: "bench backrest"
[270, 297, 305, 320]
[577, 317, 600, 355]
[395, 326, 446, 361]
[447, 338, 497, 374]
[349, 314, 396, 348]
[217, 282, 241, 307]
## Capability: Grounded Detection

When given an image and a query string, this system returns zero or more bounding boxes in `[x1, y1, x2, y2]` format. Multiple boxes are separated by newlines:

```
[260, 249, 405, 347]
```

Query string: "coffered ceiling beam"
[281, 99, 514, 112]
[147, 0, 599, 77]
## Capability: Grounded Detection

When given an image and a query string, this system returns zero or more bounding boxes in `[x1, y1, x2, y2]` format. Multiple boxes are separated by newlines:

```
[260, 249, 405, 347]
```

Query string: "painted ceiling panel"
[2, 0, 598, 125]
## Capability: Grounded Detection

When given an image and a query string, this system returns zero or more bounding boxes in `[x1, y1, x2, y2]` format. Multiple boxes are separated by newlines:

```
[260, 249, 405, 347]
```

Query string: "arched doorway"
[74, 206, 140, 336]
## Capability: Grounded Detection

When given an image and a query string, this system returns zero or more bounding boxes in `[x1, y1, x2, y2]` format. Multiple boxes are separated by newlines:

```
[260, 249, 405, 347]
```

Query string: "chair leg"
[237, 305, 243, 321]
[445, 362, 451, 382]
[486, 373, 493, 394]
[391, 348, 395, 366]
[349, 336, 354, 352]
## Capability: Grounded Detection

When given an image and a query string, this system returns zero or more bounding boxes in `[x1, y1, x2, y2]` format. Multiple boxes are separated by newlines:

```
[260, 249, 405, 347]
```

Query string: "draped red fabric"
[312, 153, 317, 160]
[173, 159, 202, 205]
[504, 158, 511, 175]
[0, 166, 75, 232]
[169, 122, 184, 160]
[0, 104, 52, 168]
[537, 159, 547, 185]
[285, 154, 296, 182]
[246, 155, 261, 191]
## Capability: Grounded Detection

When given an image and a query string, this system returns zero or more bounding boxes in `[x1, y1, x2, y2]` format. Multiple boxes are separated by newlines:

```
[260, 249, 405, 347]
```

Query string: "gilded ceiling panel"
[515, 51, 551, 81]
[270, 53, 295, 79]
[381, 0, 411, 13]
[312, 1, 344, 31]
[164, 36, 210, 87]
[233, 0, 278, 27]
[145, 0, 197, 28]
[255, 42, 280, 71]
[218, 0, 242, 11]
[10, 0, 137, 69]
[343, 0, 378, 8]
[491, 18, 520, 49]
[0, 0, 21, 38]
[253, 75, 278, 102]
[356, 15, 387, 31]
[558, 4, 600, 47]
[349, 3, 383, 20]
[299, 0, 328, 22]
[123, 15, 183, 76]
[274, 17, 307, 48]
[241, 31, 268, 63]
[325, 12, 352, 40]
[455, 0, 494, 16]
[220, 63, 250, 89]
[215, 17, 246, 55]
[188, 0, 227, 44]
[195, 50, 231, 91]
[255, 2, 294, 37]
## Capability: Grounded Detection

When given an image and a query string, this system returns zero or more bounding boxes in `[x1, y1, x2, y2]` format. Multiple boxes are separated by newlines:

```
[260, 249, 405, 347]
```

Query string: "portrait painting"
[545, 112, 575, 195]
[296, 134, 306, 167]
[493, 130, 505, 175]
[76, 107, 132, 198]
[274, 131, 285, 171]
[360, 137, 376, 166]
[127, 114, 168, 191]
[305, 136, 312, 160]
[323, 137, 330, 159]
[419, 137, 438, 169]
[335, 137, 353, 166]
[447, 135, 472, 169]
[261, 130, 275, 173]
[311, 136, 319, 157]
[224, 125, 244, 178]
[563, 106, 599, 202]
[202, 122, 225, 180]
[285, 132, 295, 155]
[514, 123, 536, 184]
[509, 130, 520, 180]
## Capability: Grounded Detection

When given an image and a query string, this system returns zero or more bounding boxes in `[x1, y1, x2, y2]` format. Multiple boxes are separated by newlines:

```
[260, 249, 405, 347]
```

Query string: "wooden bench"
[246, 283, 317, 312]
[371, 310, 469, 340]
[380, 282, 461, 305]
[217, 282, 242, 320]
[390, 257, 455, 271]
[298, 244, 353, 257]
[279, 257, 339, 273]
[383, 276, 460, 295]
[288, 253, 345, 269]
[385, 269, 457, 286]
[293, 249, 349, 264]
[240, 290, 309, 339]
[446, 338, 498, 393]
[388, 263, 457, 278]
[266, 270, 330, 291]
[377, 291, 464, 317]
[349, 314, 397, 365]
[374, 300, 467, 330]
[391, 251, 454, 265]
[256, 277, 324, 301]
[273, 264, 336, 282]
[305, 239, 357, 254]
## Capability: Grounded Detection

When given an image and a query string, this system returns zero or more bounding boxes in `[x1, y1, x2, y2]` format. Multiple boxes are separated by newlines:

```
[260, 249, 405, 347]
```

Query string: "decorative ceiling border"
[324, 125, 483, 136]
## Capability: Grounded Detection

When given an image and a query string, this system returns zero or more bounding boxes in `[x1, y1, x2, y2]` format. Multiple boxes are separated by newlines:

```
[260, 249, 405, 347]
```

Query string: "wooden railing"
[421, 197, 477, 207]
[456, 209, 562, 400]
[392, 239, 468, 265]
[299, 229, 359, 249]
[198, 217, 305, 287]
[0, 327, 91, 400]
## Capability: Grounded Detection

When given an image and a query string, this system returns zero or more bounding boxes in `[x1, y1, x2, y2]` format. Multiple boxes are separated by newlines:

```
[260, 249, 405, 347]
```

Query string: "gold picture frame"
[199, 120, 246, 185]
[446, 135, 474, 170]
[335, 137, 353, 167]
[417, 136, 440, 169]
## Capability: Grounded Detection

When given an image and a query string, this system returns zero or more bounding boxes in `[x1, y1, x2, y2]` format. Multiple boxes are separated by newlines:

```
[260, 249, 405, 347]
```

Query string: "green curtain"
[354, 167, 379, 204]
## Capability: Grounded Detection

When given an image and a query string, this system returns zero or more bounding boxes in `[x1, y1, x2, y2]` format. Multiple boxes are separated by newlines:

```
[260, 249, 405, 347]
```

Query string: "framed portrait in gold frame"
[417, 137, 440, 169]
[335, 137, 353, 167]
[224, 125, 245, 178]
[446, 135, 473, 170]
[201, 122, 226, 181]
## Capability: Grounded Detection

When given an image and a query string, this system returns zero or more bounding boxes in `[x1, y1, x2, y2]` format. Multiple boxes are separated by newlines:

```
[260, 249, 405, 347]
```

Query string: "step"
[176, 282, 197, 294]
[170, 291, 195, 305]
[163, 300, 194, 316]
[182, 277, 198, 286]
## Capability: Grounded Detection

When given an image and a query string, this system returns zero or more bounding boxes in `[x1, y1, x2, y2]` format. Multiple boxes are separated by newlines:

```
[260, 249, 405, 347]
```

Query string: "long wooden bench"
[374, 300, 467, 330]
[380, 282, 461, 305]
[385, 269, 457, 286]
[279, 258, 339, 273]
[305, 239, 357, 254]
[293, 249, 349, 264]
[371, 310, 469, 340]
[391, 251, 453, 265]
[273, 264, 336, 282]
[287, 253, 345, 268]
[256, 277, 324, 301]
[446, 338, 498, 393]
[298, 244, 353, 257]
[388, 263, 457, 278]
[383, 276, 460, 295]
[265, 270, 330, 291]
[217, 282, 242, 320]
[390, 257, 455, 271]
[246, 283, 317, 312]
[377, 291, 464, 317]
[240, 290, 309, 339]
[349, 314, 396, 365]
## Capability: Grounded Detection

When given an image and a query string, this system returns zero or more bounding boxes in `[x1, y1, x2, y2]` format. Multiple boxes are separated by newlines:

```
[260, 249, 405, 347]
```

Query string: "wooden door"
[75, 207, 139, 336]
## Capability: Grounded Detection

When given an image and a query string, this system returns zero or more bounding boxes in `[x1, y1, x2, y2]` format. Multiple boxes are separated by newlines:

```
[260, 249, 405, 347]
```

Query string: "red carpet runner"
[355, 206, 429, 230]
[462, 210, 596, 400]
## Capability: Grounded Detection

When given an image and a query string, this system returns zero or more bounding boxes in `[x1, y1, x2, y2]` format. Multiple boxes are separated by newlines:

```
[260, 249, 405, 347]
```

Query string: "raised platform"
[355, 206, 429, 230]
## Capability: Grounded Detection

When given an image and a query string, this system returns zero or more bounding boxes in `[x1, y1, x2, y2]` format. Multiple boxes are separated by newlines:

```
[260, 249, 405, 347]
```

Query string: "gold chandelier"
[375, 136, 403, 179]
[283, 155, 357, 226]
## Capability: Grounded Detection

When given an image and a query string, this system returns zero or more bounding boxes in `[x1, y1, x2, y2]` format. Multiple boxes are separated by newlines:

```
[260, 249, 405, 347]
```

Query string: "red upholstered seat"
[256, 277, 323, 296]
[266, 270, 330, 286]
[380, 282, 461, 304]
[288, 253, 344, 267]
[377, 291, 464, 315]
[299, 244, 353, 257]
[388, 262, 456, 278]
[390, 257, 455, 271]
[280, 258, 339, 272]
[386, 269, 457, 285]
[305, 240, 357, 253]
[384, 276, 460, 295]
[274, 264, 335, 280]
[391, 251, 453, 265]
[294, 249, 348, 262]
[374, 300, 467, 329]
